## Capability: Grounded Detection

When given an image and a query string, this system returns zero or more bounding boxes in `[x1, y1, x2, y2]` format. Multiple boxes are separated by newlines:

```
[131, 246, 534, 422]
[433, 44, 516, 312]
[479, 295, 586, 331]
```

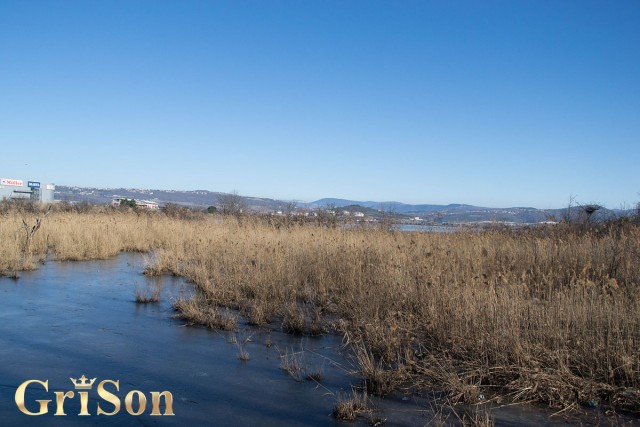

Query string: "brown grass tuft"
[332, 390, 370, 421]
[135, 287, 160, 304]
[279, 348, 306, 382]
[351, 338, 405, 396]
[172, 297, 237, 331]
[281, 303, 306, 335]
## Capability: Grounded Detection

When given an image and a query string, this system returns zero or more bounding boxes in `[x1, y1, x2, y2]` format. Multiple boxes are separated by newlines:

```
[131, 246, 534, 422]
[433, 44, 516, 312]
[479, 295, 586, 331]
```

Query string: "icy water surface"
[0, 254, 357, 426]
[0, 254, 637, 426]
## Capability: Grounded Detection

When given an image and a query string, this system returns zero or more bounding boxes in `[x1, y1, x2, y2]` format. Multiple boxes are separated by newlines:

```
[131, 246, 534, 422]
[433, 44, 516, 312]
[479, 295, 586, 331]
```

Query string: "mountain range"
[54, 186, 626, 224]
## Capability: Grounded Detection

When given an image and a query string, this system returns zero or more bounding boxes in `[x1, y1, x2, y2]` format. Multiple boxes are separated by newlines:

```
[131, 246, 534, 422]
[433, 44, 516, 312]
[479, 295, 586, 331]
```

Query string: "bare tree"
[282, 201, 298, 218]
[562, 194, 576, 223]
[18, 205, 52, 274]
[315, 203, 337, 228]
[378, 203, 396, 231]
[217, 191, 247, 217]
[563, 194, 605, 227]
[163, 202, 194, 219]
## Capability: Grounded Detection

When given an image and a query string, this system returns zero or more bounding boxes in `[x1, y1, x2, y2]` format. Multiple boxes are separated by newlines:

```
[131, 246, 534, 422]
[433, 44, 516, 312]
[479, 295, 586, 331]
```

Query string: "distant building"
[111, 198, 159, 210]
[137, 200, 159, 210]
[0, 178, 55, 202]
[353, 212, 365, 217]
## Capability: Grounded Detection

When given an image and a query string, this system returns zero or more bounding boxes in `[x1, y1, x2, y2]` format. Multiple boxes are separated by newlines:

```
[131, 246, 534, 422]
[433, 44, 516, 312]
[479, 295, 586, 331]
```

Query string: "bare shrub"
[162, 203, 201, 220]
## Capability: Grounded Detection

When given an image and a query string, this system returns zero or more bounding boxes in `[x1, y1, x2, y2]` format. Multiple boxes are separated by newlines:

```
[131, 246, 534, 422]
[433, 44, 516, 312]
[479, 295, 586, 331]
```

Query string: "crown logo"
[70, 375, 97, 390]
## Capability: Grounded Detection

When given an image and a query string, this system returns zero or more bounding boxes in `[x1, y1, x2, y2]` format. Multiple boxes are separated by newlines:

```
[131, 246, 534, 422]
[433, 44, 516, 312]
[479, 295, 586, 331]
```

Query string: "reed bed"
[1, 204, 638, 414]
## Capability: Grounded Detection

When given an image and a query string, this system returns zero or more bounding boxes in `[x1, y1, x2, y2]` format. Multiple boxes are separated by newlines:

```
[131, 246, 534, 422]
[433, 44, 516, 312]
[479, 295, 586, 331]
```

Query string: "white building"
[0, 177, 55, 202]
[111, 198, 159, 210]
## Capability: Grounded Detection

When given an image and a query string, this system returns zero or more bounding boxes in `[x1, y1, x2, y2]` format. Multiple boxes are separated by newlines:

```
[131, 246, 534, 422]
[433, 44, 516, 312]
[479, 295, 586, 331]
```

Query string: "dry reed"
[1, 204, 638, 413]
[332, 389, 370, 421]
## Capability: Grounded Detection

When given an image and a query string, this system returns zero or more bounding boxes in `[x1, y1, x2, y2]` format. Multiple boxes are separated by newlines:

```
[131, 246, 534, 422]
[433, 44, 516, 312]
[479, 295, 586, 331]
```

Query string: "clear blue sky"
[1, 1, 638, 209]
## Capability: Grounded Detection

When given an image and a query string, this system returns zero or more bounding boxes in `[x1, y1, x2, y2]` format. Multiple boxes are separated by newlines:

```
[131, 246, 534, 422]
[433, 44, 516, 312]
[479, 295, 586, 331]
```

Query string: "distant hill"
[54, 186, 629, 224]
[54, 186, 287, 212]
[306, 198, 482, 214]
[298, 198, 628, 224]
[304, 198, 554, 222]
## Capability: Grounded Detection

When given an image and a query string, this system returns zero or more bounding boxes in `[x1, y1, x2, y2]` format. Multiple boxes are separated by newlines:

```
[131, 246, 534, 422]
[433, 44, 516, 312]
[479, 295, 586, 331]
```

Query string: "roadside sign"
[1, 178, 23, 186]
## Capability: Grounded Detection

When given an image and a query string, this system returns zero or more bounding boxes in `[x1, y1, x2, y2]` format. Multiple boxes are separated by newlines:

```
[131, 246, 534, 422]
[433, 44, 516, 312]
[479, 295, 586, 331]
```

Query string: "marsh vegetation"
[1, 201, 639, 420]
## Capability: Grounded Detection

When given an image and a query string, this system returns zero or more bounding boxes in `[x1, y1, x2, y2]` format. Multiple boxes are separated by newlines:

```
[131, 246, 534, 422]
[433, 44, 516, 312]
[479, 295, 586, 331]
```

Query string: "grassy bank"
[1, 203, 639, 416]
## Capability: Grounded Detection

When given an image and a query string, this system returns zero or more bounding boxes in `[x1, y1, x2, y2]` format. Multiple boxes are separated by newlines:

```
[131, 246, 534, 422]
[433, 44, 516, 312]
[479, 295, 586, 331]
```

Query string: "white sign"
[46, 184, 56, 190]
[1, 178, 23, 187]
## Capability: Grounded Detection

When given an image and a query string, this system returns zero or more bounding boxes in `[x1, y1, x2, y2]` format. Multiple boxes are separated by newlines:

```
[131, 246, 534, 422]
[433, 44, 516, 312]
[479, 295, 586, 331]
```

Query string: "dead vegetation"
[172, 297, 238, 331]
[278, 347, 325, 383]
[1, 203, 639, 414]
[279, 348, 306, 382]
[135, 287, 160, 304]
[332, 389, 371, 421]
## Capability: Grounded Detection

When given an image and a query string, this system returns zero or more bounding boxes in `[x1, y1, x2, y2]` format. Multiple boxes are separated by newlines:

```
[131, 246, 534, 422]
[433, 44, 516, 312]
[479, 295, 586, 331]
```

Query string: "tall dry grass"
[1, 204, 638, 413]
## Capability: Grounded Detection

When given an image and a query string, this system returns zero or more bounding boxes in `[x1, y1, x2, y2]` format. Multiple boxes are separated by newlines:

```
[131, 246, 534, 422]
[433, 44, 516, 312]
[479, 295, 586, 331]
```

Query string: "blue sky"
[1, 1, 638, 209]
